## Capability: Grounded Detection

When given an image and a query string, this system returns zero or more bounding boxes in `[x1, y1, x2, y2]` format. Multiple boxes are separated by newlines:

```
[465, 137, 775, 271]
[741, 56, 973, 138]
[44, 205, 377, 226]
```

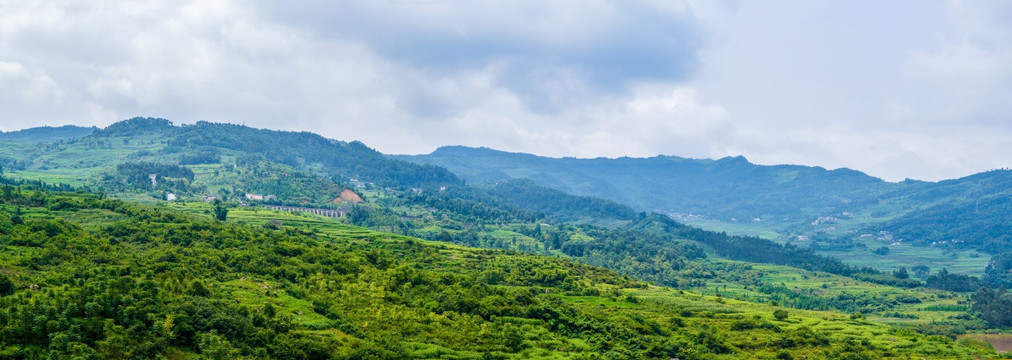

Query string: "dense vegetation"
[5, 118, 1012, 357]
[400, 146, 900, 222]
[0, 119, 940, 310]
[481, 179, 639, 223]
[165, 121, 461, 189]
[0, 186, 1002, 359]
[925, 268, 983, 292]
[403, 146, 1012, 266]
[868, 170, 1012, 254]
[983, 252, 1012, 288]
[101, 162, 196, 194]
[223, 155, 349, 206]
[973, 287, 1012, 328]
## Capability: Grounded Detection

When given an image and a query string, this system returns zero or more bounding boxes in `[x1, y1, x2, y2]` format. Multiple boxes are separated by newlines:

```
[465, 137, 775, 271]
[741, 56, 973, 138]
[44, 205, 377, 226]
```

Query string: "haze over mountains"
[403, 146, 1012, 254]
[402, 146, 897, 221]
[0, 125, 98, 144]
[4, 120, 1010, 257]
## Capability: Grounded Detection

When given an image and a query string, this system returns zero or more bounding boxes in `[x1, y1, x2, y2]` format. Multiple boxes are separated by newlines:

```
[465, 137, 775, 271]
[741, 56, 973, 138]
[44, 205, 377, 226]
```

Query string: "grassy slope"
[154, 198, 1003, 358]
[690, 217, 991, 277]
[6, 123, 993, 278]
[0, 190, 999, 358]
[5, 134, 167, 187]
[0, 123, 1002, 346]
[197, 205, 982, 329]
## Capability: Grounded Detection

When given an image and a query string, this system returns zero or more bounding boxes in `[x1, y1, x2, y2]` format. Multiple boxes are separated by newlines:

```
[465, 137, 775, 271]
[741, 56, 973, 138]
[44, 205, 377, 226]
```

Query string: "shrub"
[0, 274, 13, 296]
[773, 309, 789, 321]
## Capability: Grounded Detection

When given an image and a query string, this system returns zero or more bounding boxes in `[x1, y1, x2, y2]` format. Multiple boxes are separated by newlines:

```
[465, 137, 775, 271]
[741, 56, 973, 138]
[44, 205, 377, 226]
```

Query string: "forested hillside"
[402, 146, 1012, 272]
[4, 118, 459, 193]
[862, 170, 1012, 254]
[4, 118, 1012, 357]
[400, 146, 901, 222]
[0, 185, 1000, 359]
[164, 121, 461, 188]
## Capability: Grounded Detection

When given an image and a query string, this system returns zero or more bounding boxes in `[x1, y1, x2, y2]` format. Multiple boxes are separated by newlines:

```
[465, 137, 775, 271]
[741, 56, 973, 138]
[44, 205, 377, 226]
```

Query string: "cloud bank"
[1, 0, 1010, 181]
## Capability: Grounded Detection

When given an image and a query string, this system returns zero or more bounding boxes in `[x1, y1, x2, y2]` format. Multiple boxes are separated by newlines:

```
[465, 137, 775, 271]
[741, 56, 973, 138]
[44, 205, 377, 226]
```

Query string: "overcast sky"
[1, 1, 1010, 181]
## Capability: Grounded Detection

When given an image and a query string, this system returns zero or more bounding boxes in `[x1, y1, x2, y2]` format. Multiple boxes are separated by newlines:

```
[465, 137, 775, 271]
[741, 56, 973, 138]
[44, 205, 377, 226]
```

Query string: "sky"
[1, 0, 1010, 182]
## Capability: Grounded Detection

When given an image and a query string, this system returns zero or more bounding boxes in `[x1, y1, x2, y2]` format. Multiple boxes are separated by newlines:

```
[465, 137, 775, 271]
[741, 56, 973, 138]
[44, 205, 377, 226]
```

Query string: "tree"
[0, 274, 13, 296]
[912, 265, 930, 279]
[10, 207, 22, 225]
[213, 200, 228, 221]
[348, 206, 369, 225]
[773, 309, 789, 321]
[926, 268, 982, 292]
[983, 252, 1012, 288]
[972, 287, 1012, 328]
[893, 267, 909, 279]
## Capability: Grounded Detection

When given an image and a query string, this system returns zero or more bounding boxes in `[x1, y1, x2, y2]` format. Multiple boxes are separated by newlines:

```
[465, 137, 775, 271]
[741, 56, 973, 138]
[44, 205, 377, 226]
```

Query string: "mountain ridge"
[4, 118, 1012, 351]
[402, 145, 1012, 257]
[400, 145, 898, 222]
[0, 125, 98, 143]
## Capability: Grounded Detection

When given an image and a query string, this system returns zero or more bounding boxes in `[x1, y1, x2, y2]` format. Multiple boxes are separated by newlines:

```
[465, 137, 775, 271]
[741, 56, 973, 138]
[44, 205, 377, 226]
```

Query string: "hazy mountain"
[402, 146, 1012, 255]
[0, 125, 97, 143]
[4, 118, 1011, 357]
[399, 146, 902, 222]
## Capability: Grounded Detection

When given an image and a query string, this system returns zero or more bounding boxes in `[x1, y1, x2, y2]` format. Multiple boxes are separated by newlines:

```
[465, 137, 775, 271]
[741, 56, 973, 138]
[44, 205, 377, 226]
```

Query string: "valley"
[1, 118, 1011, 358]
[403, 146, 1012, 276]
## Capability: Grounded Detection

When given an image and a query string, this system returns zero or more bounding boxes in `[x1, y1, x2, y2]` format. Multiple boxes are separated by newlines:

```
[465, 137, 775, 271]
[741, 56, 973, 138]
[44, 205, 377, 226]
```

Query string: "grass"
[7, 192, 1002, 359]
[686, 214, 992, 277]
[611, 285, 985, 359]
[220, 278, 335, 329]
[821, 242, 990, 276]
[687, 258, 980, 330]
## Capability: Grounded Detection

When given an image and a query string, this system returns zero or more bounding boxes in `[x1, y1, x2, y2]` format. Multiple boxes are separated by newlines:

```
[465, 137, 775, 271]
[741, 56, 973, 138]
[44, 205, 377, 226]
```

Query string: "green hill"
[399, 146, 900, 223]
[4, 118, 1012, 357]
[0, 185, 999, 359]
[402, 146, 1012, 259]
[3, 118, 458, 194]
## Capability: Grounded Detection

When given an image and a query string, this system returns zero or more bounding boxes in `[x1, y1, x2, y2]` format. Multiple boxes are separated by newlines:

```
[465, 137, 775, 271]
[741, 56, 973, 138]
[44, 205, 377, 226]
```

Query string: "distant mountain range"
[4, 119, 1011, 256]
[401, 146, 1012, 253]
[3, 118, 1011, 357]
[0, 125, 97, 143]
[399, 146, 900, 221]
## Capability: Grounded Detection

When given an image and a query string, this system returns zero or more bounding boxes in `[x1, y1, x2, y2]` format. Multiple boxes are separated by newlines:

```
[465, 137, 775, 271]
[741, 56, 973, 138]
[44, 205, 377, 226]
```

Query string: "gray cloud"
[254, 1, 701, 114]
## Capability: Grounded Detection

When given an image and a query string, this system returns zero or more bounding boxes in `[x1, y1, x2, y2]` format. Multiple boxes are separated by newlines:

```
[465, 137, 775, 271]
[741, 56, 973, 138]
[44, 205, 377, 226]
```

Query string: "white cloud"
[904, 41, 1008, 84]
[683, 1, 1012, 181]
[391, 82, 733, 160]
[0, 0, 1011, 181]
